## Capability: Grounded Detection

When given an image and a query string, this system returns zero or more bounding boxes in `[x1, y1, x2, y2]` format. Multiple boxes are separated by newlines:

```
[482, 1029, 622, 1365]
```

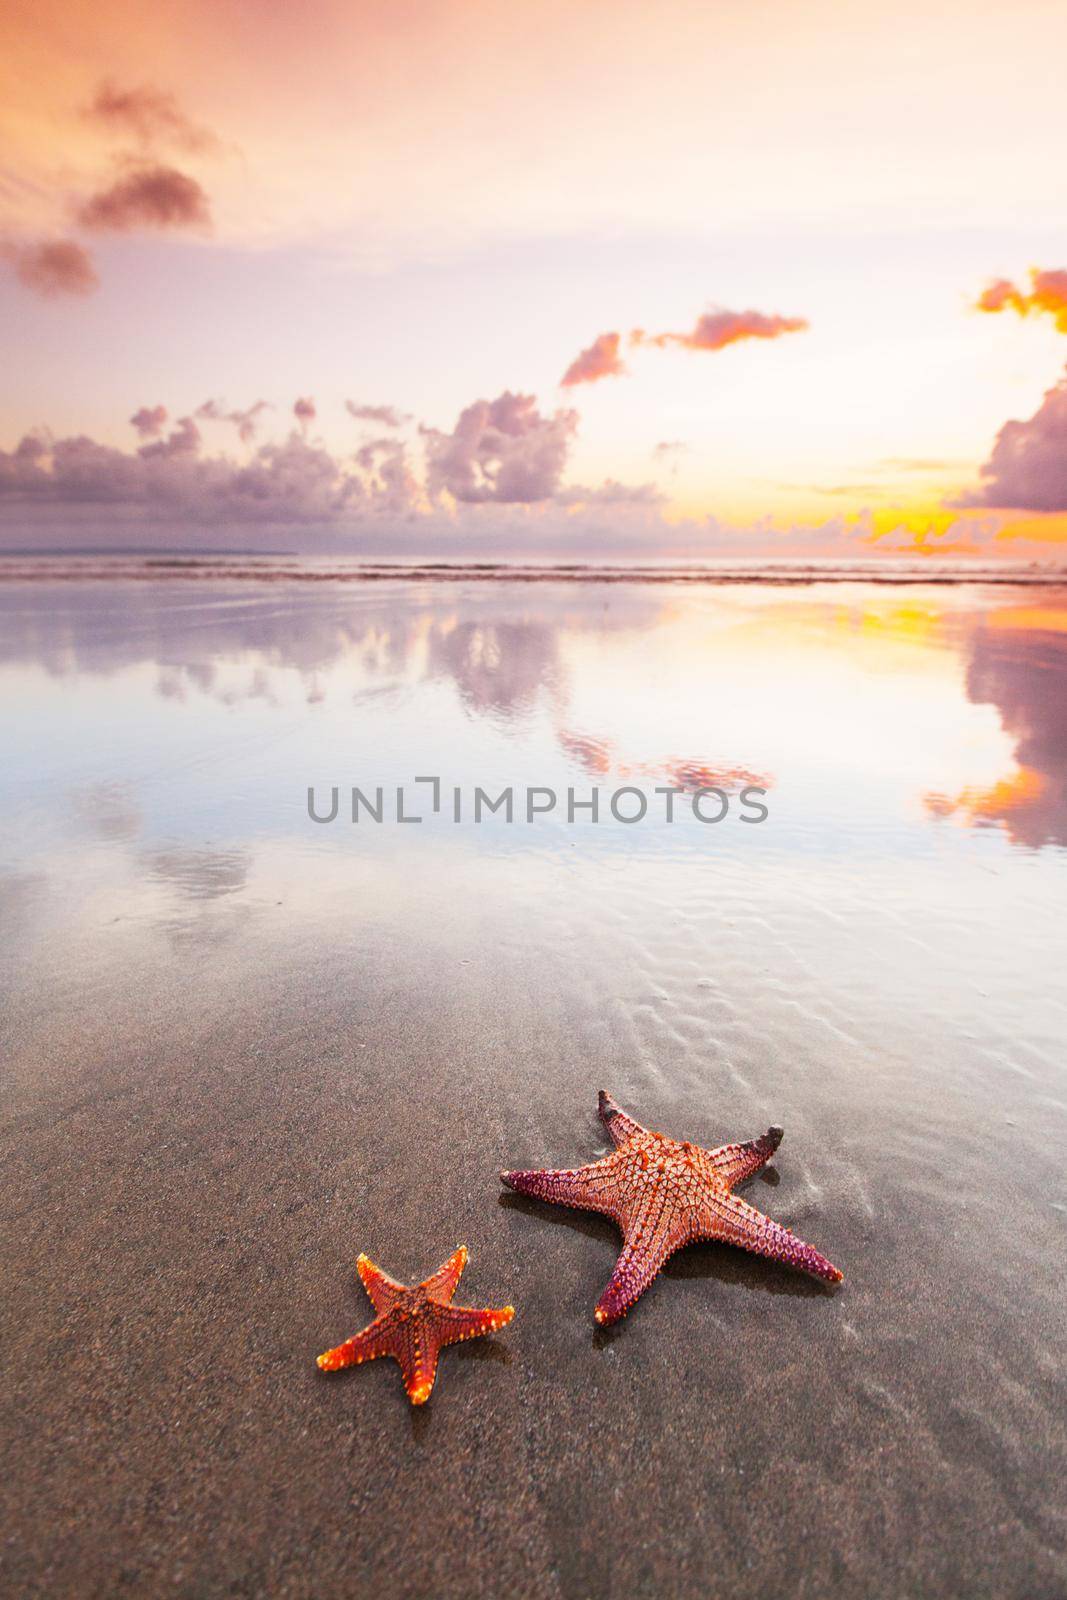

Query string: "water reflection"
[425, 620, 561, 718]
[71, 782, 142, 842]
[1, 577, 1066, 853]
[144, 847, 251, 901]
[924, 607, 1067, 848]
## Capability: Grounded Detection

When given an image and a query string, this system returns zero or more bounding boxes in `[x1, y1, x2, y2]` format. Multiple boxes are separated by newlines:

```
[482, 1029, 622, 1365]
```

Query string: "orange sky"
[2, 0, 1067, 555]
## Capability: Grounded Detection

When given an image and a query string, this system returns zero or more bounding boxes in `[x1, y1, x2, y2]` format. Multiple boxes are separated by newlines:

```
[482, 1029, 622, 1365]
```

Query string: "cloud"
[2, 239, 99, 298]
[85, 81, 219, 155]
[353, 437, 420, 513]
[138, 416, 201, 459]
[129, 405, 168, 440]
[423, 391, 577, 503]
[345, 401, 410, 427]
[633, 307, 809, 353]
[196, 398, 271, 443]
[958, 367, 1067, 512]
[293, 396, 316, 432]
[76, 165, 212, 232]
[976, 269, 1067, 333]
[562, 308, 807, 386]
[556, 480, 664, 506]
[560, 331, 626, 387]
[0, 422, 412, 523]
[2, 392, 1061, 559]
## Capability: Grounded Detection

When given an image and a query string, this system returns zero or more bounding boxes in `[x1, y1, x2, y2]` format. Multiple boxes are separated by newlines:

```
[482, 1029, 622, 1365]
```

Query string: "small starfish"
[501, 1091, 843, 1325]
[316, 1246, 514, 1405]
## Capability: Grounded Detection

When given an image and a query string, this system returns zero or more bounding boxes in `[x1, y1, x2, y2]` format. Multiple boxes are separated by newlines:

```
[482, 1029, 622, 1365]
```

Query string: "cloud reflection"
[926, 610, 1067, 848]
[3, 577, 1067, 851]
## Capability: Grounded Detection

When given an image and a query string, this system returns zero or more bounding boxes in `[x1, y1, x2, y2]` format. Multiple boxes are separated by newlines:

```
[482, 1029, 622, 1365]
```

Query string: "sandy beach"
[2, 574, 1066, 1598]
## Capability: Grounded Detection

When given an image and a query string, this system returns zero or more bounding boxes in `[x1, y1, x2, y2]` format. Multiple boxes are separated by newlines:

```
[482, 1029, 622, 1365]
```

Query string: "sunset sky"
[2, 0, 1067, 557]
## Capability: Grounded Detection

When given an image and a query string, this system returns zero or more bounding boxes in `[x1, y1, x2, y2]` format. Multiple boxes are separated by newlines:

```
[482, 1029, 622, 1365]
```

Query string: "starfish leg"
[421, 1245, 468, 1304]
[317, 1320, 393, 1372]
[356, 1253, 409, 1314]
[708, 1126, 784, 1190]
[598, 1090, 648, 1148]
[702, 1191, 843, 1284]
[437, 1303, 516, 1346]
[396, 1340, 441, 1406]
[594, 1202, 688, 1325]
[500, 1158, 619, 1213]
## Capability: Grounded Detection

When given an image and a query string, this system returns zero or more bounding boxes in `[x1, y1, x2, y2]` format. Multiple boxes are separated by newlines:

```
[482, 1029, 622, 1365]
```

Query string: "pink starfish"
[501, 1091, 843, 1325]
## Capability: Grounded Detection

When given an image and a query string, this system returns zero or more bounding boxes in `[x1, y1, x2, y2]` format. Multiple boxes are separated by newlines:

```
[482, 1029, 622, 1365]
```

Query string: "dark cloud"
[423, 391, 577, 504]
[959, 368, 1067, 512]
[85, 81, 220, 155]
[129, 405, 168, 440]
[561, 331, 626, 387]
[3, 239, 99, 298]
[633, 308, 809, 353]
[345, 401, 410, 428]
[77, 165, 212, 232]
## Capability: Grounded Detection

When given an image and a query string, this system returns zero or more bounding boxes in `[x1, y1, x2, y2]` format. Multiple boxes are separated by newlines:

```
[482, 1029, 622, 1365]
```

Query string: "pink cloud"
[346, 400, 410, 427]
[3, 239, 99, 298]
[129, 405, 168, 440]
[423, 391, 577, 503]
[959, 367, 1067, 512]
[0, 423, 408, 523]
[77, 165, 212, 232]
[197, 399, 272, 443]
[976, 268, 1067, 333]
[560, 331, 626, 387]
[353, 437, 420, 513]
[556, 480, 664, 506]
[85, 82, 219, 155]
[633, 308, 809, 353]
[138, 417, 201, 459]
[294, 396, 316, 432]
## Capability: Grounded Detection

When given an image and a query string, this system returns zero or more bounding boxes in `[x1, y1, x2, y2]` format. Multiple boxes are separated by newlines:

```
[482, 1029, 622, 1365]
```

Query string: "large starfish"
[317, 1246, 515, 1404]
[501, 1091, 843, 1325]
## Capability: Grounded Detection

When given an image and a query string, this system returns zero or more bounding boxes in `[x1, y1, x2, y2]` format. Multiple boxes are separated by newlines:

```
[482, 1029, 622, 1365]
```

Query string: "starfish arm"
[421, 1245, 468, 1305]
[598, 1090, 649, 1148]
[707, 1126, 784, 1190]
[356, 1253, 409, 1314]
[500, 1157, 619, 1213]
[395, 1337, 442, 1407]
[594, 1201, 688, 1325]
[699, 1191, 843, 1284]
[435, 1303, 516, 1348]
[317, 1318, 393, 1372]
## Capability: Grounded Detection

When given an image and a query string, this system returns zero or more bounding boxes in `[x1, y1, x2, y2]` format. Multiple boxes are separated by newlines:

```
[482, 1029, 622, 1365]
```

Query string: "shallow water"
[2, 575, 1065, 1598]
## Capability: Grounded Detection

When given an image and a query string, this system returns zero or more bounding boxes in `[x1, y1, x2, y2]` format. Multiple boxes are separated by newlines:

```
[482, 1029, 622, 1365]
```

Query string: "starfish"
[501, 1091, 843, 1325]
[317, 1246, 515, 1405]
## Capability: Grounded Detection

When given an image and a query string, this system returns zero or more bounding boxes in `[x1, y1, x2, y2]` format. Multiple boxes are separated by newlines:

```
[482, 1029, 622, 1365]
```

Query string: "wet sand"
[2, 576, 1066, 1597]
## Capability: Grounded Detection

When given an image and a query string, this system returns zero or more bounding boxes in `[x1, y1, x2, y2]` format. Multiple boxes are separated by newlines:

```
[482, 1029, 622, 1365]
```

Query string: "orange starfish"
[501, 1091, 843, 1325]
[316, 1246, 515, 1404]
